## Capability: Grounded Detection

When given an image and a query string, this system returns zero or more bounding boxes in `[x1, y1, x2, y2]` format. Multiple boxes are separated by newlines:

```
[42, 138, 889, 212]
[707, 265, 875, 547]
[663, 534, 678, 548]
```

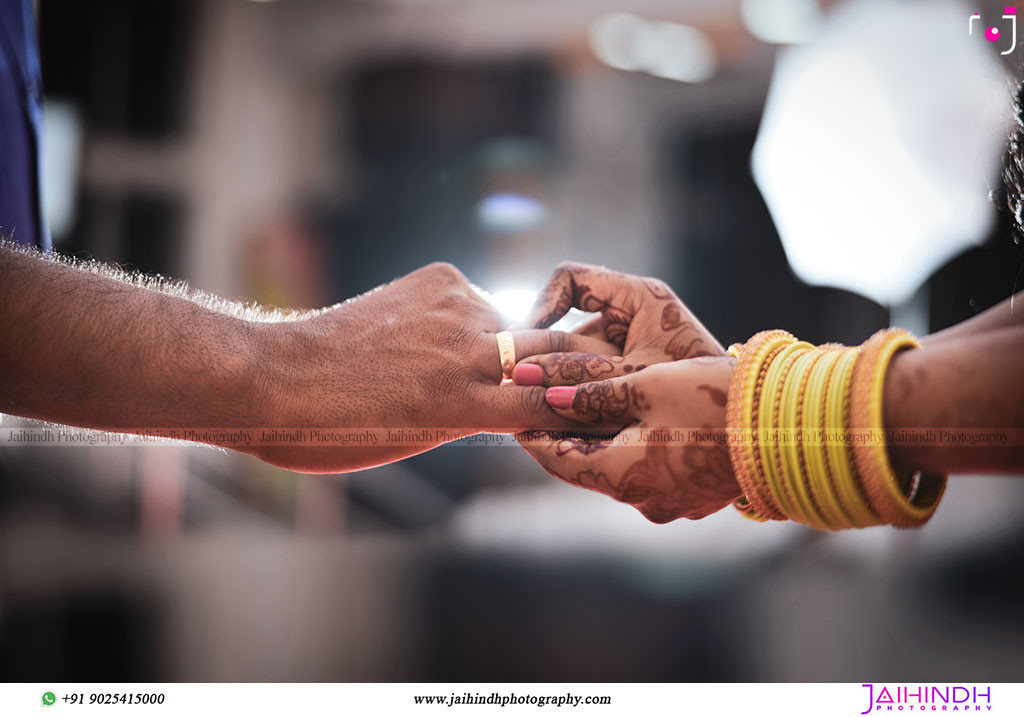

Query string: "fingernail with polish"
[513, 363, 544, 386]
[545, 386, 577, 410]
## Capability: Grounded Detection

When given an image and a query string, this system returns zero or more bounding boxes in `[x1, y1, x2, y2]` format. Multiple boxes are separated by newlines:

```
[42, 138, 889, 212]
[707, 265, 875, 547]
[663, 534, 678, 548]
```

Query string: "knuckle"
[516, 386, 551, 419]
[643, 276, 671, 293]
[443, 321, 476, 349]
[469, 332, 501, 376]
[547, 330, 574, 353]
[425, 261, 465, 284]
[436, 292, 476, 314]
[427, 363, 473, 404]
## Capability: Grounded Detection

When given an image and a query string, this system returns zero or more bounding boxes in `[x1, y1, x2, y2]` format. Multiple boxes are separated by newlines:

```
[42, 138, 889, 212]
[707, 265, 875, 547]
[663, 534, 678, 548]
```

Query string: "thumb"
[543, 373, 650, 426]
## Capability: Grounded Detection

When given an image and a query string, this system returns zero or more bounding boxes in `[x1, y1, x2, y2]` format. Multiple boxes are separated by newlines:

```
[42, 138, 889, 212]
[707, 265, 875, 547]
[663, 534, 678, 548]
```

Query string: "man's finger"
[507, 329, 620, 362]
[511, 351, 663, 387]
[469, 384, 619, 433]
[473, 330, 619, 384]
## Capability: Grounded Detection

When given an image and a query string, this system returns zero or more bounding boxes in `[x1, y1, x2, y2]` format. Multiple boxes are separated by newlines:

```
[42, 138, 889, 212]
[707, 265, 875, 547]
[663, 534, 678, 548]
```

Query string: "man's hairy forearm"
[0, 249, 613, 473]
[0, 244, 283, 437]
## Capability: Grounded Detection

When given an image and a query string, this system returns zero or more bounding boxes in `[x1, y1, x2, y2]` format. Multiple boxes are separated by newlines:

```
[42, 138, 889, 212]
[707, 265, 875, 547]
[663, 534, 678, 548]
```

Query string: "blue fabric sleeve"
[0, 0, 49, 251]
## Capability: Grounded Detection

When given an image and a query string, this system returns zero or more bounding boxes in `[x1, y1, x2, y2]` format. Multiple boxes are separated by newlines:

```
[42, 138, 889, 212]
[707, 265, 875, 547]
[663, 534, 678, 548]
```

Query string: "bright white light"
[548, 308, 590, 333]
[643, 22, 716, 83]
[741, 0, 824, 44]
[588, 13, 717, 83]
[42, 100, 82, 242]
[488, 288, 539, 325]
[752, 0, 1009, 306]
[588, 12, 647, 71]
[476, 193, 547, 232]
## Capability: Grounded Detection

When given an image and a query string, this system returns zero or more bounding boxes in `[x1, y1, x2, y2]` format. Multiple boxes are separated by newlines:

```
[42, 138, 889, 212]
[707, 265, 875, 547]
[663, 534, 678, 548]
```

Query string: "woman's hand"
[518, 357, 742, 523]
[511, 262, 724, 387]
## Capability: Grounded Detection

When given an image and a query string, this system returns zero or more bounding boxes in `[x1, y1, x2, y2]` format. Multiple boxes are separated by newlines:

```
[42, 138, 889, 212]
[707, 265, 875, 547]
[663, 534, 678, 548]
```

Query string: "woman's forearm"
[884, 325, 1024, 474]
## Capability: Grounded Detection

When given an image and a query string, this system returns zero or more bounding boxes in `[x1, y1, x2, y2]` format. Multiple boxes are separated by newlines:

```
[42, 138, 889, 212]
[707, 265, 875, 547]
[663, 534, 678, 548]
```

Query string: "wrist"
[882, 346, 918, 473]
[719, 357, 743, 499]
[247, 320, 307, 429]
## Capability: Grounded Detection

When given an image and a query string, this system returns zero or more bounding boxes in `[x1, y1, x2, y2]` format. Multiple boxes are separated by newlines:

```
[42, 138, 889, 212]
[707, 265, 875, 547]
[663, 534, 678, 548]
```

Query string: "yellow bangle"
[758, 341, 813, 520]
[825, 346, 878, 528]
[733, 496, 770, 522]
[801, 347, 854, 529]
[727, 327, 947, 531]
[777, 347, 824, 527]
[849, 329, 947, 528]
[726, 330, 795, 520]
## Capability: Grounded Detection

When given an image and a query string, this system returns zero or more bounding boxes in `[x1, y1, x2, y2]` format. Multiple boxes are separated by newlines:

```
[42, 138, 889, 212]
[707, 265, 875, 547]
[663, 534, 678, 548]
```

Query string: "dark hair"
[1002, 79, 1024, 242]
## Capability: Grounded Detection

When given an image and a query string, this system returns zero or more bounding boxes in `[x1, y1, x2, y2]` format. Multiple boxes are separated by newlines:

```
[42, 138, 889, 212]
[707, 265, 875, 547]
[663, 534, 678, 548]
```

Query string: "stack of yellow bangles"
[725, 328, 947, 530]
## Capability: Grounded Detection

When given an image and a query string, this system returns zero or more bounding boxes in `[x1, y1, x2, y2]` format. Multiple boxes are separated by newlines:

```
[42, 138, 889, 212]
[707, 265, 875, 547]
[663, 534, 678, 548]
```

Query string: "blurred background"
[2, 0, 1023, 681]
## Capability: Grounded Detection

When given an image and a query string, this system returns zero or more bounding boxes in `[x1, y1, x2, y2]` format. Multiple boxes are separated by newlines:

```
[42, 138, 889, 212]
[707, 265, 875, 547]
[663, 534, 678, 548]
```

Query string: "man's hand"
[518, 357, 741, 523]
[0, 247, 618, 474]
[250, 262, 619, 471]
[510, 262, 724, 387]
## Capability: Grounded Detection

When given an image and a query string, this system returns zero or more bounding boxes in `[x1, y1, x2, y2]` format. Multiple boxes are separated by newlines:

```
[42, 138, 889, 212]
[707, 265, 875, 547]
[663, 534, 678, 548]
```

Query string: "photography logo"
[970, 7, 1017, 54]
[859, 684, 993, 713]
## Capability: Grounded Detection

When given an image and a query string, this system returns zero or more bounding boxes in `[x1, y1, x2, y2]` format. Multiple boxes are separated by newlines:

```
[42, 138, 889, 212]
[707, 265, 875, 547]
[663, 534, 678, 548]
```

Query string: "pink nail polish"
[513, 363, 544, 386]
[546, 386, 577, 410]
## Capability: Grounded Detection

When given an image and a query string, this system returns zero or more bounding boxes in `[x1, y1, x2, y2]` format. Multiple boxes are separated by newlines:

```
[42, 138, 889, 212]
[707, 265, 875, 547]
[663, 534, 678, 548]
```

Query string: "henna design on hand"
[665, 323, 712, 360]
[543, 353, 617, 384]
[662, 299, 724, 359]
[567, 379, 649, 422]
[571, 285, 632, 346]
[644, 279, 673, 300]
[603, 307, 631, 347]
[535, 284, 574, 329]
[629, 383, 650, 412]
[571, 469, 618, 495]
[556, 436, 611, 456]
[679, 444, 738, 510]
[571, 380, 633, 422]
[696, 384, 727, 408]
[534, 273, 634, 347]
[661, 303, 683, 331]
[606, 429, 739, 522]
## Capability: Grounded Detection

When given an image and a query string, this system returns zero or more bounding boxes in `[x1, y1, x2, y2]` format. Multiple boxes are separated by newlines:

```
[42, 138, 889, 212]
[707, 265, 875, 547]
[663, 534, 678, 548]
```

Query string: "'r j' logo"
[970, 7, 1018, 55]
